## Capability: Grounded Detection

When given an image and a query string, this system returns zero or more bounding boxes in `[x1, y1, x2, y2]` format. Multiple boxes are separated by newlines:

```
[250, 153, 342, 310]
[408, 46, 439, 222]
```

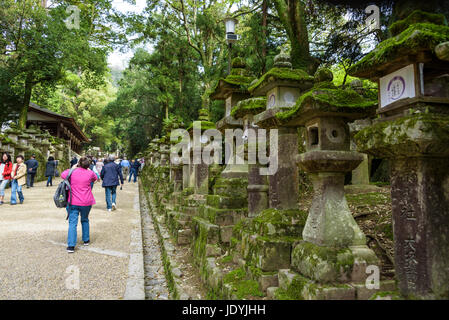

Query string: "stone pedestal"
[391, 157, 449, 297]
[247, 163, 268, 218]
[268, 127, 299, 210]
[193, 162, 209, 195]
[171, 164, 183, 192]
[297, 150, 366, 247]
[355, 115, 449, 298]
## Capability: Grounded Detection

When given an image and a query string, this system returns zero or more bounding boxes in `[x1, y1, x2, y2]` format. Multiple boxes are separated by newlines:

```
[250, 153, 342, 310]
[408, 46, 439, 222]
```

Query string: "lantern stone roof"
[248, 51, 313, 96]
[248, 67, 313, 96]
[210, 58, 254, 100]
[230, 97, 267, 119]
[275, 81, 378, 126]
[349, 11, 449, 80]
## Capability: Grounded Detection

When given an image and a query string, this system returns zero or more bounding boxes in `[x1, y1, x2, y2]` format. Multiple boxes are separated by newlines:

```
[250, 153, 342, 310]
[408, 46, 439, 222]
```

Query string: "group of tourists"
[62, 154, 132, 253]
[1, 151, 144, 253]
[0, 153, 26, 205]
[0, 152, 48, 205]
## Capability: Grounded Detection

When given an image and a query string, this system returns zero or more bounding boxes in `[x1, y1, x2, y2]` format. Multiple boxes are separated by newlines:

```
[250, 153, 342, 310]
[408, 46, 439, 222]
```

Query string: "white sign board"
[379, 64, 416, 108]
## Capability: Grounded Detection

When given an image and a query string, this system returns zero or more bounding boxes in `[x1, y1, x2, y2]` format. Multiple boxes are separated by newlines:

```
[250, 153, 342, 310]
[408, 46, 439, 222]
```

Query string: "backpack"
[53, 168, 77, 214]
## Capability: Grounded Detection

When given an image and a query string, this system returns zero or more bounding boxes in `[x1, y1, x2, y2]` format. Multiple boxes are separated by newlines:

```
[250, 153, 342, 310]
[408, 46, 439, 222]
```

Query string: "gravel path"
[0, 178, 141, 299]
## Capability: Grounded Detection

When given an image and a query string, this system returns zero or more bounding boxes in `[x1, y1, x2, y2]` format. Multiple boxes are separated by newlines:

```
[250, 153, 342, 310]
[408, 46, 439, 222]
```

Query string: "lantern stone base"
[237, 209, 307, 272]
[355, 114, 449, 298]
[297, 151, 367, 248]
[271, 269, 396, 300]
[291, 241, 380, 284]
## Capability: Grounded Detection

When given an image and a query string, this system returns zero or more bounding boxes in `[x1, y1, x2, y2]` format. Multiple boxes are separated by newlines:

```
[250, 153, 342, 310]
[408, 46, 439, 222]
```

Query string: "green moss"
[346, 192, 390, 207]
[354, 113, 449, 157]
[223, 267, 264, 299]
[231, 57, 246, 68]
[275, 84, 377, 122]
[220, 254, 233, 264]
[248, 67, 313, 93]
[349, 22, 449, 76]
[369, 290, 403, 300]
[389, 10, 447, 36]
[186, 120, 216, 132]
[273, 274, 317, 300]
[230, 97, 267, 119]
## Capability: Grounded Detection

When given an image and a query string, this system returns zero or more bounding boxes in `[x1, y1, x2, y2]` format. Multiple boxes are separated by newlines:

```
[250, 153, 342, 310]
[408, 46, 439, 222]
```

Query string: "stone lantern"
[349, 10, 449, 298]
[251, 51, 314, 210]
[231, 97, 268, 217]
[210, 57, 254, 179]
[268, 68, 381, 297]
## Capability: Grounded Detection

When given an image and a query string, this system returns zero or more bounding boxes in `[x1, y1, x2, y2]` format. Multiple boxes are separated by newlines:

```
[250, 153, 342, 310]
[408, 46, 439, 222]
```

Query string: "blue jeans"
[128, 169, 137, 182]
[104, 186, 117, 209]
[67, 205, 91, 247]
[10, 180, 24, 204]
[47, 176, 53, 186]
[0, 180, 10, 197]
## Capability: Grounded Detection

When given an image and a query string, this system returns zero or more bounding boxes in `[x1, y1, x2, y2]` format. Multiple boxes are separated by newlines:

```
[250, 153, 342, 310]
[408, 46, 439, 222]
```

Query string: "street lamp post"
[224, 17, 239, 75]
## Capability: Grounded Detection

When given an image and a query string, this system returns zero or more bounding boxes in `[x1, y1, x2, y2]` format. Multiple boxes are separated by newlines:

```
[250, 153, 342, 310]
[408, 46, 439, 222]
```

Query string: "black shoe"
[83, 241, 90, 246]
[20, 201, 23, 204]
[67, 247, 75, 253]
[10, 203, 17, 205]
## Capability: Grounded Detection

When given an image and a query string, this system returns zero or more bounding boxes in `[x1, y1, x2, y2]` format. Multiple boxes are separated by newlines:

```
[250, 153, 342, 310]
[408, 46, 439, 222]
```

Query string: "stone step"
[199, 206, 247, 226]
[177, 229, 192, 245]
[241, 233, 298, 271]
[206, 195, 247, 209]
[258, 274, 279, 293]
[278, 269, 298, 291]
[266, 287, 279, 299]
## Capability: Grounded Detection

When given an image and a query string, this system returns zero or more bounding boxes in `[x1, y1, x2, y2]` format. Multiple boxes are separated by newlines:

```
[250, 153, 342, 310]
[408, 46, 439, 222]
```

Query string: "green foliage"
[0, 0, 118, 127]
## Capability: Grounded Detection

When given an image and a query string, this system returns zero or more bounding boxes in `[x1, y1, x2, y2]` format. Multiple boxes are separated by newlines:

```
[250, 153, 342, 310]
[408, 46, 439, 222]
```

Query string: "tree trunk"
[261, 0, 268, 74]
[273, 0, 318, 74]
[18, 73, 33, 129]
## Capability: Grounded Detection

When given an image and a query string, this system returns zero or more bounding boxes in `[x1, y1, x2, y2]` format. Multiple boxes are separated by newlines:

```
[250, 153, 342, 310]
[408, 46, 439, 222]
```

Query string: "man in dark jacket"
[25, 154, 39, 188]
[100, 155, 124, 212]
[70, 156, 78, 167]
[128, 158, 141, 183]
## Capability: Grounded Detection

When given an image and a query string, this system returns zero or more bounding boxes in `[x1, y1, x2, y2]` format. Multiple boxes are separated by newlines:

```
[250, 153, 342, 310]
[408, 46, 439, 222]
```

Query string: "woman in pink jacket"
[61, 157, 99, 253]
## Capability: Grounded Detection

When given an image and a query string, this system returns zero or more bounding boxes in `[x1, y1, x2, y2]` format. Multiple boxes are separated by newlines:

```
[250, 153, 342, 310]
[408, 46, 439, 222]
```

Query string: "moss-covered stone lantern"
[349, 10, 449, 298]
[210, 57, 254, 180]
[231, 97, 269, 217]
[251, 51, 314, 210]
[271, 69, 380, 289]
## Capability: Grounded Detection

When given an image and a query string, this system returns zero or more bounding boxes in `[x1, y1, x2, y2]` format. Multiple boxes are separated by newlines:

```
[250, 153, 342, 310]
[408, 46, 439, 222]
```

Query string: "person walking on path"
[87, 156, 100, 189]
[128, 159, 140, 183]
[100, 155, 124, 212]
[25, 154, 39, 188]
[95, 157, 104, 175]
[45, 156, 57, 187]
[120, 158, 130, 180]
[0, 152, 13, 205]
[61, 157, 99, 253]
[70, 156, 78, 167]
[10, 155, 27, 205]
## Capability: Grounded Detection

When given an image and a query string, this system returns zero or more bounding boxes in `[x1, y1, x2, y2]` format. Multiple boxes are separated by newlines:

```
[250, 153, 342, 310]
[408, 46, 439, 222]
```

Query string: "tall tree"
[0, 0, 123, 128]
